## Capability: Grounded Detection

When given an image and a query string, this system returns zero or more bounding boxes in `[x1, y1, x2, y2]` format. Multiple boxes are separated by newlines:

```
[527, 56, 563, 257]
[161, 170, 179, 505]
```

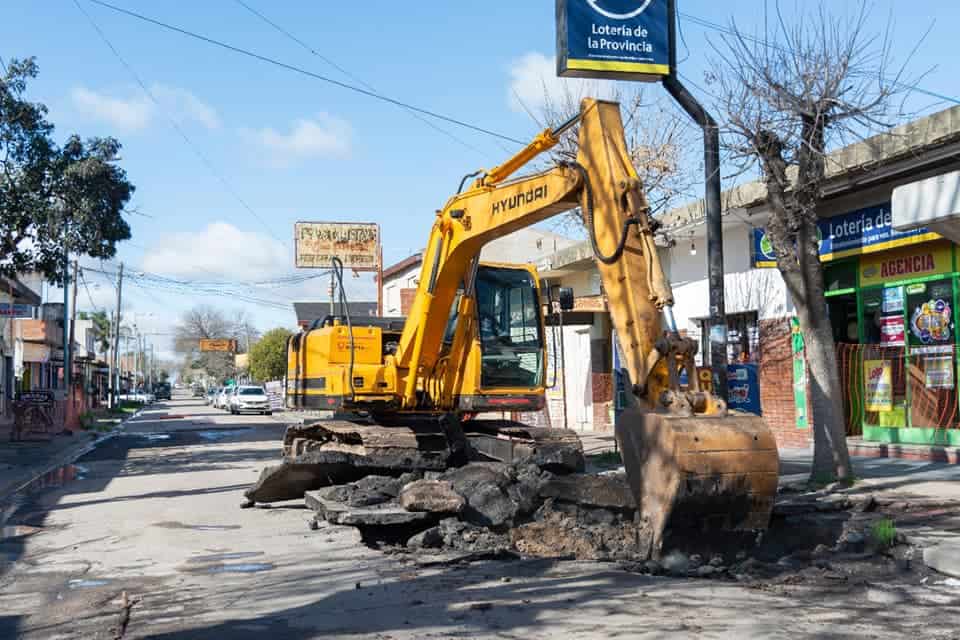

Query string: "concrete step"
[847, 438, 960, 464]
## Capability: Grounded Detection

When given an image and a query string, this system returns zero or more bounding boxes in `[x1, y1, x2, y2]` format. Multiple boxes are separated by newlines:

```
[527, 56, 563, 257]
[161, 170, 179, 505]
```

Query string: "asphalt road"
[0, 394, 958, 639]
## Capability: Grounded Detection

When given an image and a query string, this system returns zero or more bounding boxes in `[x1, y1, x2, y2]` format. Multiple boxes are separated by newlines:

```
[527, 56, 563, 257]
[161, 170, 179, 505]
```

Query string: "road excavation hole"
[662, 511, 848, 563]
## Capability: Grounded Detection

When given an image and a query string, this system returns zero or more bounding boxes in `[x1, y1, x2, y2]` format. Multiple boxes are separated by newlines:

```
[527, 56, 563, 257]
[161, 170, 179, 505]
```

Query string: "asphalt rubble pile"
[243, 424, 948, 580]
[303, 458, 649, 562]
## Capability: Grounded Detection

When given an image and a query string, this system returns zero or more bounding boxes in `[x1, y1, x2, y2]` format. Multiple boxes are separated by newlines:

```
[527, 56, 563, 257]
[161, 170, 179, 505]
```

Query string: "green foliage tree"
[248, 328, 292, 383]
[1, 57, 133, 281]
[89, 309, 113, 353]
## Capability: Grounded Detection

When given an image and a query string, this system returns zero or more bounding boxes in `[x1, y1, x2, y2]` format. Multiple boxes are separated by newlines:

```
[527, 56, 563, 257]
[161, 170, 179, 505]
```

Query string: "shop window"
[699, 311, 759, 365]
[904, 278, 957, 429]
[858, 286, 909, 428]
[827, 294, 858, 344]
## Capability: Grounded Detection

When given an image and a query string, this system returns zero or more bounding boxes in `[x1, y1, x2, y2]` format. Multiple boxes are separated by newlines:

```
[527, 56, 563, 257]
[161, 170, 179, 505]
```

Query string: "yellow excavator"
[286, 99, 778, 557]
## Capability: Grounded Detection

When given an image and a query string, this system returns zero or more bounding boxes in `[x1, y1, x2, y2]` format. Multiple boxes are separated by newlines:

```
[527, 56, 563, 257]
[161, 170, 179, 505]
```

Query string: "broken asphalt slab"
[305, 490, 432, 526]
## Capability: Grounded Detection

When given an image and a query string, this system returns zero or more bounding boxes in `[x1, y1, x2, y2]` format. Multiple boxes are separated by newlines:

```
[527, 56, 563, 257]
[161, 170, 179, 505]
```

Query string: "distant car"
[230, 385, 271, 415]
[127, 389, 154, 404]
[154, 382, 171, 401]
[217, 387, 232, 410]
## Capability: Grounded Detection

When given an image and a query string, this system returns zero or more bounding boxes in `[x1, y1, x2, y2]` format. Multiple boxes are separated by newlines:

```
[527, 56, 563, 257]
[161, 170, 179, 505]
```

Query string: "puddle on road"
[1, 463, 86, 529]
[182, 562, 274, 574]
[0, 524, 44, 539]
[196, 429, 252, 441]
[153, 521, 242, 531]
[188, 551, 264, 563]
[68, 578, 111, 589]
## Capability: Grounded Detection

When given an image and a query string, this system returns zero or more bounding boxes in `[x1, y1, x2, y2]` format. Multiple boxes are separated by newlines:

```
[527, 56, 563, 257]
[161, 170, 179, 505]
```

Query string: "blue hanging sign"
[0, 303, 35, 318]
[557, 0, 673, 81]
[727, 364, 761, 415]
[752, 202, 940, 267]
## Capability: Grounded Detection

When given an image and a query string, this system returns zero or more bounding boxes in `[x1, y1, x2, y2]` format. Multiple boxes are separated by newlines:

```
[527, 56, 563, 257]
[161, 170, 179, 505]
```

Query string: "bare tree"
[708, 1, 913, 481]
[529, 83, 700, 235]
[174, 305, 239, 381]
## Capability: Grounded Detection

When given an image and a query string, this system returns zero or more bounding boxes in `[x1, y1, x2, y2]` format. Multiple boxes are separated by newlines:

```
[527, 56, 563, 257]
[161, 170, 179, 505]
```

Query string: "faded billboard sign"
[200, 339, 237, 353]
[295, 222, 380, 271]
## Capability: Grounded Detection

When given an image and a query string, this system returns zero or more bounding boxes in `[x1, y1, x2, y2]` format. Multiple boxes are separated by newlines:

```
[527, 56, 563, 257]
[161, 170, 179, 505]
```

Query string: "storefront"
[755, 201, 959, 446]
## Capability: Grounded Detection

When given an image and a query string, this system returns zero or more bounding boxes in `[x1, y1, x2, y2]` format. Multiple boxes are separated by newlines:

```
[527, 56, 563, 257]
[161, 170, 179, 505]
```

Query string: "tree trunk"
[796, 298, 853, 481]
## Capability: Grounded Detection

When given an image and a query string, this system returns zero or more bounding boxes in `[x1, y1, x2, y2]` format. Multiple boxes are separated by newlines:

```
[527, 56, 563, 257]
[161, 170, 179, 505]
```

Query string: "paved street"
[0, 393, 958, 639]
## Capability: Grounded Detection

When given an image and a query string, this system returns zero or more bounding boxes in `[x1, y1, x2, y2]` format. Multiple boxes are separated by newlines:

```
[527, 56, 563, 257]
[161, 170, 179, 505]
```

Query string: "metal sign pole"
[660, 0, 728, 402]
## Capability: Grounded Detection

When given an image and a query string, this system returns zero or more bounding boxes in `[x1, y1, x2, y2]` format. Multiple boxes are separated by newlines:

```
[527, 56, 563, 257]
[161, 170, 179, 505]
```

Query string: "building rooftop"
[292, 301, 378, 328]
[658, 104, 960, 233]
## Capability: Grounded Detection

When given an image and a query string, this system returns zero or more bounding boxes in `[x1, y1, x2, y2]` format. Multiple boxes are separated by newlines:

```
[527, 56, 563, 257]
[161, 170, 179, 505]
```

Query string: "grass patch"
[870, 518, 897, 548]
[107, 401, 143, 416]
[79, 410, 119, 433]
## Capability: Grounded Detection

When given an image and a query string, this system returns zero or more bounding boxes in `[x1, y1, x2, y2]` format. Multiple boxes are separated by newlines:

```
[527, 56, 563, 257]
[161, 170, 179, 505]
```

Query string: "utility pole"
[62, 235, 71, 397]
[67, 260, 79, 402]
[111, 263, 124, 407]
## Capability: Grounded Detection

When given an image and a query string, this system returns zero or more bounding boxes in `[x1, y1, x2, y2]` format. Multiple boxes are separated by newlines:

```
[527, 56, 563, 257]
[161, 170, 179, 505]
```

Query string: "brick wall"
[591, 372, 613, 432]
[758, 318, 811, 448]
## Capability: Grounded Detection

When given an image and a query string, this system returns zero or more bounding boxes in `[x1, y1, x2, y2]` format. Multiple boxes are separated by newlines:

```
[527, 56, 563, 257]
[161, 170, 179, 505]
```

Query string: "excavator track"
[461, 420, 585, 473]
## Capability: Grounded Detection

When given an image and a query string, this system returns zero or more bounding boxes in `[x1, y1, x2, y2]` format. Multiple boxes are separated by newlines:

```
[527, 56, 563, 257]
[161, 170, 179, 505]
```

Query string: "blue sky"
[4, 0, 959, 360]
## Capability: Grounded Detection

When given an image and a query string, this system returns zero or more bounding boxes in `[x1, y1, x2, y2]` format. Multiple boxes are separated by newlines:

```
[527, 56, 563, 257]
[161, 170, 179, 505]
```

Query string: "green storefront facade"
[824, 236, 960, 446]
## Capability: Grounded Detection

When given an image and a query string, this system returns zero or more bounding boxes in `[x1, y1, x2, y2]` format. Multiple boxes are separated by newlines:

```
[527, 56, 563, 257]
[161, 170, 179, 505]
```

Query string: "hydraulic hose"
[330, 257, 355, 403]
[572, 162, 641, 265]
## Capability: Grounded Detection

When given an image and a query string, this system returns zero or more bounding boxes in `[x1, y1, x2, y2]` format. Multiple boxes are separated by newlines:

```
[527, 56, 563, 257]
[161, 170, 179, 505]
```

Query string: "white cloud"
[141, 222, 289, 281]
[240, 114, 351, 165]
[70, 84, 220, 132]
[149, 84, 221, 129]
[71, 87, 153, 131]
[507, 51, 616, 114]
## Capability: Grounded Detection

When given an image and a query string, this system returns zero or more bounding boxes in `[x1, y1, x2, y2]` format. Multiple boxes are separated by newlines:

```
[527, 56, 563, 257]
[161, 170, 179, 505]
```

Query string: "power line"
[86, 0, 526, 146]
[679, 10, 960, 107]
[72, 0, 290, 247]
[233, 0, 502, 158]
[78, 269, 103, 313]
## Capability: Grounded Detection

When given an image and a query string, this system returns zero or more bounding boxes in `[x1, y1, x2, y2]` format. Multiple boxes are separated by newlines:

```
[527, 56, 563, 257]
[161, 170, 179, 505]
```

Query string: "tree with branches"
[175, 305, 261, 382]
[1, 58, 133, 282]
[708, 2, 912, 481]
[248, 328, 292, 383]
[525, 82, 699, 234]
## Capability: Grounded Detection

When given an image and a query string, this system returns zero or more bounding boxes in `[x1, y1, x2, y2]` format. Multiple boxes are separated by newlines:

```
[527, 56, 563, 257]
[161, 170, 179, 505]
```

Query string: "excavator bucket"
[615, 409, 779, 559]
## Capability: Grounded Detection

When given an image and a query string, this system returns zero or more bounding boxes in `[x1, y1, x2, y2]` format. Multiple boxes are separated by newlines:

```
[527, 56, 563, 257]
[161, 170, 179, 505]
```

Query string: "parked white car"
[230, 385, 271, 415]
[119, 390, 154, 404]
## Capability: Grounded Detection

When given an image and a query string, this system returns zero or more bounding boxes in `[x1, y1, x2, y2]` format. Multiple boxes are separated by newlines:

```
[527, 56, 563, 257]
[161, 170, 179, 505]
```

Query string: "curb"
[0, 407, 143, 506]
